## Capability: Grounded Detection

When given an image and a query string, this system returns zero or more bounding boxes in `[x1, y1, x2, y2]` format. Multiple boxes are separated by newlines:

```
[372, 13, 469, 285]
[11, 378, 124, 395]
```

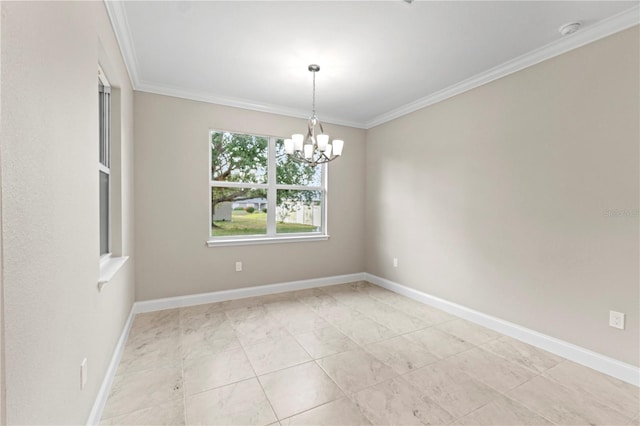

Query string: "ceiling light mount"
[284, 64, 344, 167]
[559, 21, 582, 36]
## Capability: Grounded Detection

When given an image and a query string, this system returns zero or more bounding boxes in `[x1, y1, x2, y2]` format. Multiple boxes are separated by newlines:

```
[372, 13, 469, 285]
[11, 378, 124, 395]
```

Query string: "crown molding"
[103, 0, 364, 128]
[104, 1, 638, 131]
[104, 0, 141, 88]
[135, 81, 366, 129]
[365, 5, 640, 129]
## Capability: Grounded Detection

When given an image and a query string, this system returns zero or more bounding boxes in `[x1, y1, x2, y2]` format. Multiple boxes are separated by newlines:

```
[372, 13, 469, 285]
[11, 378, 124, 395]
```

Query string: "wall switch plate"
[235, 261, 242, 272]
[80, 358, 88, 390]
[609, 311, 625, 330]
[393, 258, 398, 268]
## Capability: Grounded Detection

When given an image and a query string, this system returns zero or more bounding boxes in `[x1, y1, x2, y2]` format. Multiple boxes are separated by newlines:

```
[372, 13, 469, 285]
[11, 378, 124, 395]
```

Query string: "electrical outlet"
[235, 261, 242, 272]
[609, 311, 625, 330]
[393, 258, 398, 268]
[80, 358, 88, 390]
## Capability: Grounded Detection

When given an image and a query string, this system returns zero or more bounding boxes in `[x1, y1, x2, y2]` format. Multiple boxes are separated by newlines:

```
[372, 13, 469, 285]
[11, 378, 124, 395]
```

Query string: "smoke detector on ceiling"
[559, 21, 582, 36]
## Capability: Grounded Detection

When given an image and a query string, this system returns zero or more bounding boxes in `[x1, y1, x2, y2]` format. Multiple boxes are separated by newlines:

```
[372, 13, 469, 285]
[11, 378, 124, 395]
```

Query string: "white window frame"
[96, 63, 129, 289]
[207, 129, 329, 247]
[98, 66, 111, 259]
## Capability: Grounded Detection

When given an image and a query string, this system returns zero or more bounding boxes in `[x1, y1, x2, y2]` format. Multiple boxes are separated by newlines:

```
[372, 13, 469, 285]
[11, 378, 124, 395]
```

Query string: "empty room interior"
[1, 1, 639, 425]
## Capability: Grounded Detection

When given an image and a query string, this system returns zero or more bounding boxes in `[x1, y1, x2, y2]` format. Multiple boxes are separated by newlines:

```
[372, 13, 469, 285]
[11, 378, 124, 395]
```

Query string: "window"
[98, 67, 111, 256]
[96, 63, 129, 287]
[209, 130, 327, 245]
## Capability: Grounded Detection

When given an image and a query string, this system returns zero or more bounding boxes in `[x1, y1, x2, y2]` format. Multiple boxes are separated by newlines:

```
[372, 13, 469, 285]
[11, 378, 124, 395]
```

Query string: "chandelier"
[284, 64, 344, 167]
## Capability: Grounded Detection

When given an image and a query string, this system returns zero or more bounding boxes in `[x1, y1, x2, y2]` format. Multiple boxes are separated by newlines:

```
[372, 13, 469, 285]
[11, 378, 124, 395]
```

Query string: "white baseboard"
[365, 273, 639, 387]
[133, 273, 366, 314]
[86, 307, 136, 426]
[88, 270, 638, 424]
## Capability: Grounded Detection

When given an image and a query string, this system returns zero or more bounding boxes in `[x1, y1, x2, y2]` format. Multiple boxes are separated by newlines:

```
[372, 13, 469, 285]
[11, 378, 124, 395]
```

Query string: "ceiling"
[105, 1, 639, 129]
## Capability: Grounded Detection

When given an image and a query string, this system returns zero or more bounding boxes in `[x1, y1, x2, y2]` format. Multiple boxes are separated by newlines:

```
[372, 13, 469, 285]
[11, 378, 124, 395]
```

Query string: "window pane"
[276, 190, 322, 234]
[100, 171, 109, 255]
[212, 187, 268, 236]
[211, 131, 268, 184]
[99, 81, 110, 168]
[275, 138, 322, 186]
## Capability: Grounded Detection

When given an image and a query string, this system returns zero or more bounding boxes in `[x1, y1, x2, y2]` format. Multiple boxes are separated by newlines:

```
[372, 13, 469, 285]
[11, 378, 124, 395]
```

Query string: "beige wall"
[1, 2, 135, 424]
[134, 93, 366, 301]
[365, 27, 639, 366]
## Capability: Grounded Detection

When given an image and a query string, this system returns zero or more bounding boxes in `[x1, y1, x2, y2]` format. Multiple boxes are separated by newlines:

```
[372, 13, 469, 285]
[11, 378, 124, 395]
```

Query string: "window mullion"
[267, 137, 277, 236]
[276, 184, 323, 191]
[210, 181, 269, 190]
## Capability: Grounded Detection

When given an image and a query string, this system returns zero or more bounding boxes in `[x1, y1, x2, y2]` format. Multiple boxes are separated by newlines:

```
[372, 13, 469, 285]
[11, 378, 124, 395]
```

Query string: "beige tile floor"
[100, 281, 639, 426]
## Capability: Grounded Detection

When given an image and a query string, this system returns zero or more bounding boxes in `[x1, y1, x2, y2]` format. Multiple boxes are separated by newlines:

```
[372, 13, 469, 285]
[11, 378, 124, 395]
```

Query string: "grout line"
[224, 305, 294, 422]
[532, 367, 637, 422]
[499, 377, 568, 426]
[243, 328, 348, 422]
[475, 338, 562, 377]
[498, 378, 561, 425]
[274, 397, 348, 424]
[99, 318, 183, 421]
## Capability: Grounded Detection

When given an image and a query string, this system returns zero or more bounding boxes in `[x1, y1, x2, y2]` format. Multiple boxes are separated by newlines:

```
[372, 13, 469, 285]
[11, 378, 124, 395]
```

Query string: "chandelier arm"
[290, 152, 309, 165]
[290, 152, 338, 167]
[289, 155, 306, 164]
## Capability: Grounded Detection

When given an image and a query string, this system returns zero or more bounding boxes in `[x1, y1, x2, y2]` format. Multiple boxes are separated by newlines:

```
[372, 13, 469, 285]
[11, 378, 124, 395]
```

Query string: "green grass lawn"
[212, 211, 318, 236]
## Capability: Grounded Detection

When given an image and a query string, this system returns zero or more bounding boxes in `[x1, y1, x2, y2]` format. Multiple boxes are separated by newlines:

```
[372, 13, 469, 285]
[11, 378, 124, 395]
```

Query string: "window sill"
[98, 255, 129, 290]
[207, 234, 329, 247]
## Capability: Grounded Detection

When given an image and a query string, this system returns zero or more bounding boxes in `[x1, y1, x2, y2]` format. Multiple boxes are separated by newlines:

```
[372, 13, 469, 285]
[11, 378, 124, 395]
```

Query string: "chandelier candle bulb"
[317, 134, 329, 151]
[332, 139, 344, 156]
[324, 144, 333, 158]
[304, 144, 314, 159]
[292, 134, 304, 152]
[284, 138, 294, 155]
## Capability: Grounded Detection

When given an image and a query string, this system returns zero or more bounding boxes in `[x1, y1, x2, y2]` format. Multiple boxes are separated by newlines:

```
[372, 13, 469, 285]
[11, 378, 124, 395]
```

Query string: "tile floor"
[100, 281, 639, 425]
